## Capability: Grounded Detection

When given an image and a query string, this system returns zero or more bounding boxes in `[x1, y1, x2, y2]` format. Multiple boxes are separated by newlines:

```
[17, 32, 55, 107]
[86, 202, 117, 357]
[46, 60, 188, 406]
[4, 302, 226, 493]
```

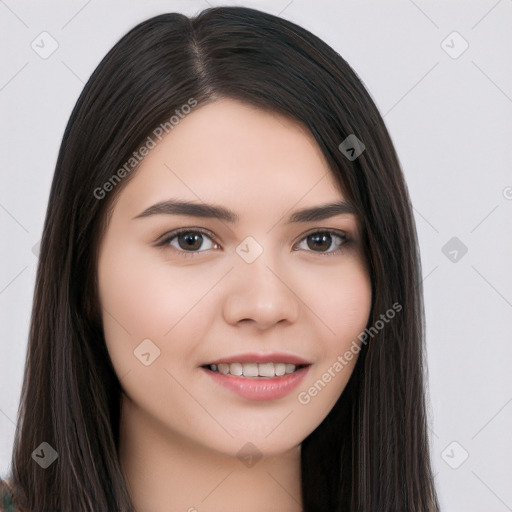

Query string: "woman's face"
[97, 98, 372, 458]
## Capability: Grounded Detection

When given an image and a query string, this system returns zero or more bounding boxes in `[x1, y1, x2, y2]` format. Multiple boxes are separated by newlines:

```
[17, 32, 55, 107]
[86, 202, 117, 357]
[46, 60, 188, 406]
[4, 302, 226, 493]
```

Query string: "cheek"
[98, 244, 201, 334]
[302, 257, 372, 347]
[98, 249, 167, 342]
[97, 243, 222, 373]
[297, 258, 371, 405]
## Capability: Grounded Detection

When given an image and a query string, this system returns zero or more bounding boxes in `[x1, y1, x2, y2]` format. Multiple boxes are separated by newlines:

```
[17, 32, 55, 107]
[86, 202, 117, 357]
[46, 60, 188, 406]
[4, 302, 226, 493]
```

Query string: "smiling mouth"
[201, 362, 309, 378]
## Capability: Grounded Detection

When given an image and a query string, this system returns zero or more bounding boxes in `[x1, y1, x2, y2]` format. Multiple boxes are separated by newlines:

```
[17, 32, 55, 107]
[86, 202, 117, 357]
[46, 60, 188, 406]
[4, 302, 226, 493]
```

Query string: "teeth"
[285, 363, 295, 374]
[258, 362, 275, 377]
[242, 363, 259, 377]
[209, 362, 300, 377]
[275, 363, 286, 376]
[217, 363, 229, 374]
[229, 362, 243, 376]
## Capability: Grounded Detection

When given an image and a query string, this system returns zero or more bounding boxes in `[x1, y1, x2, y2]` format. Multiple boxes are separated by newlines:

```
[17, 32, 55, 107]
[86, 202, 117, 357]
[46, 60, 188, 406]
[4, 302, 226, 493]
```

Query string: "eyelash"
[156, 227, 351, 258]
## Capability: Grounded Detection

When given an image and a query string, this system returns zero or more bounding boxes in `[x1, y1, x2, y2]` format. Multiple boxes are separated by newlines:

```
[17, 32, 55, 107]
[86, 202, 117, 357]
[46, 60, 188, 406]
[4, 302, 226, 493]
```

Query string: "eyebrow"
[132, 199, 356, 224]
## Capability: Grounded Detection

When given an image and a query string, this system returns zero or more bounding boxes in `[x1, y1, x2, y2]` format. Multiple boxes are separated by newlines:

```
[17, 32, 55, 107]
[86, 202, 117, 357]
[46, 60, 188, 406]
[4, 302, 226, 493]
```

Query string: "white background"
[1, 1, 511, 510]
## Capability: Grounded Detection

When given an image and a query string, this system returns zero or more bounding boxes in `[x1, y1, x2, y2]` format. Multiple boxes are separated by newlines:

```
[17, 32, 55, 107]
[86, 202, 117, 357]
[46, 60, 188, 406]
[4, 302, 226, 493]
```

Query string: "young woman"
[1, 6, 440, 512]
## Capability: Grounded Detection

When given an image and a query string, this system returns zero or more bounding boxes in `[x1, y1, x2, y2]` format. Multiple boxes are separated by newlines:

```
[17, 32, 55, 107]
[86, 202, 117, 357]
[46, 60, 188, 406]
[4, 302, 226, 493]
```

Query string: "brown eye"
[176, 232, 205, 251]
[159, 229, 218, 254]
[295, 230, 349, 255]
[307, 232, 332, 252]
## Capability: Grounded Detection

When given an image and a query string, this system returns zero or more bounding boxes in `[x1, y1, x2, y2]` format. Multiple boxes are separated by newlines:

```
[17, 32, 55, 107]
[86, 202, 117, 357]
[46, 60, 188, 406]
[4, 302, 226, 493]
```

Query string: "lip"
[201, 364, 311, 401]
[202, 352, 312, 366]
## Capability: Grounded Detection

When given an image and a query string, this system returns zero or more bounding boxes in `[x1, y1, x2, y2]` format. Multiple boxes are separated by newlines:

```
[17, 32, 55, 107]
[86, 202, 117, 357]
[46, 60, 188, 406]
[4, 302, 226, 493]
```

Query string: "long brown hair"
[6, 6, 439, 511]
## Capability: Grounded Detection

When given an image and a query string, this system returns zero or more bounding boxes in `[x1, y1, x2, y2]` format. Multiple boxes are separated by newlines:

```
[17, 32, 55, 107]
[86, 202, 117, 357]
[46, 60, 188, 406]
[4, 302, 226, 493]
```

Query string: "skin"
[97, 98, 372, 512]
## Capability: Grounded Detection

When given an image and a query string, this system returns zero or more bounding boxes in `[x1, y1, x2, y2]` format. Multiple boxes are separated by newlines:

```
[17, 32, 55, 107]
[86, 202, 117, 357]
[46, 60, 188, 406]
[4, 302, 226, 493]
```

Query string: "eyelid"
[292, 228, 350, 257]
[154, 226, 217, 246]
[155, 227, 351, 256]
[294, 227, 348, 242]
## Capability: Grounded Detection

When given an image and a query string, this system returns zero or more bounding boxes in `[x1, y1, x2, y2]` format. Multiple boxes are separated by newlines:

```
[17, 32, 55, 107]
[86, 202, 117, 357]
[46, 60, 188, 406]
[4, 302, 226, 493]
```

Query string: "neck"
[118, 395, 303, 512]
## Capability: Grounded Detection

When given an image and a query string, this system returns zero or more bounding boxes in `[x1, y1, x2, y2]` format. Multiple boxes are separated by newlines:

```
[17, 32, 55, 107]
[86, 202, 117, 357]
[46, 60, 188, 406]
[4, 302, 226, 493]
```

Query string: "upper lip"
[202, 352, 312, 366]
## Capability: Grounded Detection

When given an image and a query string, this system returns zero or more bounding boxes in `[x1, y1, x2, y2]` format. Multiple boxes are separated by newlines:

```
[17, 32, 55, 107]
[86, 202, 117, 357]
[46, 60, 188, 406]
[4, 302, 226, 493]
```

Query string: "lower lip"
[201, 365, 311, 401]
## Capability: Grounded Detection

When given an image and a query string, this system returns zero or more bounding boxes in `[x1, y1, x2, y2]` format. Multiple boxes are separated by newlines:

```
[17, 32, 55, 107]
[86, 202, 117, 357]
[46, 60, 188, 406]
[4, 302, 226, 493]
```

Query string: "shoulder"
[0, 478, 19, 512]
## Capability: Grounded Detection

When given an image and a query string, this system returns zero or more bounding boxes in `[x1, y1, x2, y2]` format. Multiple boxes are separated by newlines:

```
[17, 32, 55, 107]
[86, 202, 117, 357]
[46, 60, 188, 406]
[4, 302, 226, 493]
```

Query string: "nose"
[222, 249, 301, 330]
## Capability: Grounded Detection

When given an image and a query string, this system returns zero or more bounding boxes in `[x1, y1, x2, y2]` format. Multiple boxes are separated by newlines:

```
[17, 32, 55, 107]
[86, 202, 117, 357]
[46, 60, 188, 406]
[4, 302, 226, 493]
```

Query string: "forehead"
[113, 98, 350, 222]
